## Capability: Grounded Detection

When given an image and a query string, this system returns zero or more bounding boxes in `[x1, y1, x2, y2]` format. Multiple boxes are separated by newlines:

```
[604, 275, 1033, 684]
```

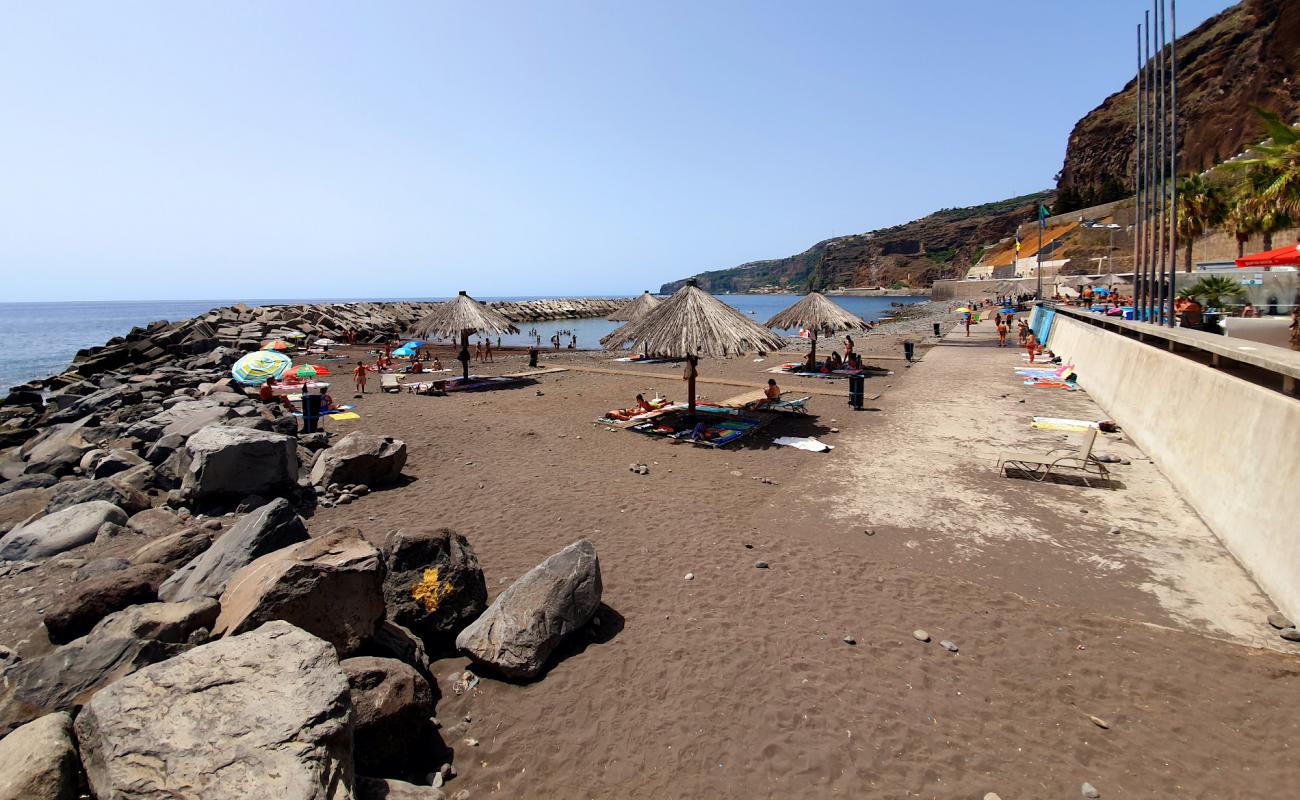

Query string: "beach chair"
[997, 428, 1110, 487]
[380, 373, 403, 393]
[766, 396, 811, 414]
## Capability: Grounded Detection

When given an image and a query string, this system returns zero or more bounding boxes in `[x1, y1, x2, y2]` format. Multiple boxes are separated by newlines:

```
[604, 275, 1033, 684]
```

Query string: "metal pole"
[1144, 11, 1155, 323]
[1036, 212, 1043, 301]
[1168, 0, 1179, 327]
[1159, 1, 1170, 325]
[1134, 22, 1145, 317]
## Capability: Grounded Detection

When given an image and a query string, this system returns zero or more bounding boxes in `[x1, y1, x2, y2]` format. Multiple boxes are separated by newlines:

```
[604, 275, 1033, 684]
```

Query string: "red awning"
[1235, 244, 1300, 267]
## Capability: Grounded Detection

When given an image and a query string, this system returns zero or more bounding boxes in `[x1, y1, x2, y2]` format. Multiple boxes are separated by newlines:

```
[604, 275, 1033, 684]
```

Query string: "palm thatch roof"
[763, 292, 871, 335]
[607, 291, 662, 322]
[410, 291, 520, 339]
[601, 282, 784, 358]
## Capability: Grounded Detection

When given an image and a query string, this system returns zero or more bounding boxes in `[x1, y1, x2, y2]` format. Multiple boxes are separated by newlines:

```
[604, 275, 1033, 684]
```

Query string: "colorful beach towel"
[1031, 417, 1099, 432]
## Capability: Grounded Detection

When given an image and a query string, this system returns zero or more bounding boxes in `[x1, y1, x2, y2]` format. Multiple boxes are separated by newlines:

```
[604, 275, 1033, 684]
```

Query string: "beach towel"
[328, 412, 361, 421]
[773, 436, 834, 452]
[1031, 417, 1099, 432]
[1023, 378, 1078, 390]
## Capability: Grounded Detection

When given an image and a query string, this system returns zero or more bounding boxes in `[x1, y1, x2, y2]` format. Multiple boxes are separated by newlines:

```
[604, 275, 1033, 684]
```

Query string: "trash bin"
[300, 392, 322, 435]
[932, 322, 941, 337]
[847, 373, 865, 410]
[528, 347, 539, 368]
[904, 340, 915, 362]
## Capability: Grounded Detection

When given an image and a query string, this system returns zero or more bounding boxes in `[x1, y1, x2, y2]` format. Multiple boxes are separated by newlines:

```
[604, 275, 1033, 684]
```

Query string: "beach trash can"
[932, 322, 941, 337]
[904, 340, 915, 362]
[528, 347, 539, 368]
[300, 393, 322, 434]
[848, 374, 865, 410]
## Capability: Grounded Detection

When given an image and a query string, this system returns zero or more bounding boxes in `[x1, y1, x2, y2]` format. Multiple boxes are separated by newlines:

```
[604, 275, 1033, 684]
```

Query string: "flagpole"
[1036, 211, 1043, 301]
[1145, 10, 1155, 323]
[1134, 22, 1145, 317]
[1168, 0, 1179, 328]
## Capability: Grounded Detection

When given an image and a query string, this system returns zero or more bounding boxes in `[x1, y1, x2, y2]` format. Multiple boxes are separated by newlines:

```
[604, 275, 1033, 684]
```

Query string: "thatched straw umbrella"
[411, 291, 519, 380]
[763, 292, 870, 366]
[607, 291, 662, 322]
[602, 280, 784, 418]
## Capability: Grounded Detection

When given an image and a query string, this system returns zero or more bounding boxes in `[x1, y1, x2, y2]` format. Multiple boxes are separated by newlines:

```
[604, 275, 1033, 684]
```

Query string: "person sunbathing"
[748, 379, 782, 409]
[606, 394, 661, 420]
[826, 352, 843, 371]
[844, 352, 863, 370]
[801, 351, 816, 372]
[430, 357, 443, 370]
[408, 359, 424, 374]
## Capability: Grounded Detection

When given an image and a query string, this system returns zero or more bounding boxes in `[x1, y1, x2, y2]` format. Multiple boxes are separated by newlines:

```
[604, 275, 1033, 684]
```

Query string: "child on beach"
[353, 361, 371, 393]
[484, 339, 493, 363]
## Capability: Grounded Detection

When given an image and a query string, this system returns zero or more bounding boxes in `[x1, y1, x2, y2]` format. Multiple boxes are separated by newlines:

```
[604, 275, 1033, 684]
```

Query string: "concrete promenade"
[804, 320, 1282, 649]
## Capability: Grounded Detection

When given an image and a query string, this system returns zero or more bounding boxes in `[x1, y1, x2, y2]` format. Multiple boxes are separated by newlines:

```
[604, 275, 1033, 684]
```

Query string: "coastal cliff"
[659, 192, 1051, 295]
[1055, 0, 1300, 211]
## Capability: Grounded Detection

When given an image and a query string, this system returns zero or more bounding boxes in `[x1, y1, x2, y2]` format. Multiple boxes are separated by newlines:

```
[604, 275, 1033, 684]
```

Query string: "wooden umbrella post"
[810, 330, 818, 367]
[686, 355, 699, 419]
[458, 330, 471, 380]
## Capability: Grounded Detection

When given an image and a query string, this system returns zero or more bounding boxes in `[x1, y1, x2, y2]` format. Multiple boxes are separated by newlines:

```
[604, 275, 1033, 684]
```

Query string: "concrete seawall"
[1044, 312, 1300, 619]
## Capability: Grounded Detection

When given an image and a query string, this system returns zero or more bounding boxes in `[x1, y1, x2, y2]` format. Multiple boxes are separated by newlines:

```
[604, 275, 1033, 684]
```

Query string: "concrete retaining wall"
[1045, 313, 1300, 619]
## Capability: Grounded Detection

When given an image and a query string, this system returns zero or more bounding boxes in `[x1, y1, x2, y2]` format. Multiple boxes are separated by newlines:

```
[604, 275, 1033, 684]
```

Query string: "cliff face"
[1055, 0, 1300, 211]
[660, 192, 1051, 294]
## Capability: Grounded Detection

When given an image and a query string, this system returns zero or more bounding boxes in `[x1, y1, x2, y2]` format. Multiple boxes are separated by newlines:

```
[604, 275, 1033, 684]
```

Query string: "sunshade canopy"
[601, 281, 784, 358]
[1236, 244, 1300, 268]
[608, 291, 663, 322]
[410, 291, 520, 339]
[231, 351, 292, 385]
[763, 292, 871, 336]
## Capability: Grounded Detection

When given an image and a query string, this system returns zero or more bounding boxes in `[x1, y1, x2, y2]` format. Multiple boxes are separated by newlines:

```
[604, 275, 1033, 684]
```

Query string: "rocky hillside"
[660, 191, 1052, 294]
[1055, 0, 1300, 211]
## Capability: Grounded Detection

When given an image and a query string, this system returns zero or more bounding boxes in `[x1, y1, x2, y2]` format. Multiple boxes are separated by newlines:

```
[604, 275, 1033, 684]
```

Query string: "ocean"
[0, 295, 926, 393]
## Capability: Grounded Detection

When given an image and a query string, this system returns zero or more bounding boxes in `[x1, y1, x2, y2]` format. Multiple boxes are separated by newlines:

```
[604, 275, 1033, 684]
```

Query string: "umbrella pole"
[686, 355, 698, 420]
[458, 331, 471, 380]
[810, 331, 818, 366]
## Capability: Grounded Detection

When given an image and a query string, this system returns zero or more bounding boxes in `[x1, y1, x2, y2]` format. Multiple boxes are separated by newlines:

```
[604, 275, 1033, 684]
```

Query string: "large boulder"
[126, 507, 183, 537]
[0, 472, 57, 499]
[0, 712, 80, 800]
[356, 777, 446, 800]
[0, 486, 55, 535]
[342, 657, 442, 781]
[42, 563, 171, 644]
[0, 632, 183, 736]
[45, 477, 150, 515]
[213, 527, 385, 656]
[130, 525, 215, 568]
[90, 448, 146, 479]
[158, 498, 307, 602]
[124, 400, 233, 443]
[75, 622, 355, 800]
[456, 539, 602, 679]
[180, 425, 298, 500]
[0, 501, 128, 561]
[309, 432, 406, 488]
[382, 528, 487, 653]
[89, 598, 220, 644]
[21, 421, 95, 476]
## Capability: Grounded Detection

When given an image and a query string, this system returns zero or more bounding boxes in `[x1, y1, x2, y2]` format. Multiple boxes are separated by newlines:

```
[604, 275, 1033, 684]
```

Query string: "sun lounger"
[444, 375, 528, 393]
[381, 373, 404, 393]
[997, 428, 1110, 487]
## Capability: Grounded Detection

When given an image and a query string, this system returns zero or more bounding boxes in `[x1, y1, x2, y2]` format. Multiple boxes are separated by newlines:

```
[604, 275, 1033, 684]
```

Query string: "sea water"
[0, 295, 926, 392]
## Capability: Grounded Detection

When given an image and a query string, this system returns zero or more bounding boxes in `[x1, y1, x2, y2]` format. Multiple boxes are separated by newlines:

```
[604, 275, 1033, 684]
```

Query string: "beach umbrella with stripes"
[231, 351, 292, 385]
[261, 340, 292, 351]
[601, 280, 784, 418]
[288, 364, 332, 378]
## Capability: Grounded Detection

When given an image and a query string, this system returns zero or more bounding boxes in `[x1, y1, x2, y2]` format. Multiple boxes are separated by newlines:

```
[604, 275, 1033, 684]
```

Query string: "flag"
[1014, 235, 1021, 254]
[1039, 203, 1051, 229]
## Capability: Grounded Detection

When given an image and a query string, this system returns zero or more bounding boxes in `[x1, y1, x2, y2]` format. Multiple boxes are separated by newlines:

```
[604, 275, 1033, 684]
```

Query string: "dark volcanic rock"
[42, 563, 171, 644]
[382, 528, 488, 654]
[309, 432, 407, 488]
[342, 656, 444, 781]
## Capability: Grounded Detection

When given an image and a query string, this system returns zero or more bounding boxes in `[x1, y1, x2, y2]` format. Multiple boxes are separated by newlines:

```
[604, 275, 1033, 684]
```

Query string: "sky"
[0, 0, 1231, 302]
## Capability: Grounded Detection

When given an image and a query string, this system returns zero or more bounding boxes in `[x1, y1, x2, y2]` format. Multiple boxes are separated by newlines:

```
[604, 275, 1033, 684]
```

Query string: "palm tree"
[1224, 197, 1260, 259]
[1186, 275, 1246, 310]
[1176, 174, 1226, 271]
[1232, 109, 1300, 219]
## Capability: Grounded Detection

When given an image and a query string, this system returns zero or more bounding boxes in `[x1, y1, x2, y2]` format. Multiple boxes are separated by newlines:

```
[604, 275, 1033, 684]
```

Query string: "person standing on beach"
[474, 341, 483, 362]
[843, 334, 854, 358]
[964, 313, 973, 337]
[353, 361, 370, 393]
[484, 338, 494, 363]
[996, 317, 1008, 347]
[1025, 330, 1038, 364]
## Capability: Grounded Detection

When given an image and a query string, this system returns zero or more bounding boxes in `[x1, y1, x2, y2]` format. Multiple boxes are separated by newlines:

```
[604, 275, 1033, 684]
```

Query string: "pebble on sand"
[753, 561, 769, 569]
[984, 794, 1003, 800]
[913, 629, 930, 642]
[939, 640, 958, 652]
[1089, 715, 1110, 729]
[684, 573, 694, 581]
[842, 635, 856, 645]
[1082, 781, 1101, 798]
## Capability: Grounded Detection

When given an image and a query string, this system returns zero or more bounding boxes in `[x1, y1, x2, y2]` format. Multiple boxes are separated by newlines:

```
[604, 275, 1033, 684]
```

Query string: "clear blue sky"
[0, 0, 1229, 301]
